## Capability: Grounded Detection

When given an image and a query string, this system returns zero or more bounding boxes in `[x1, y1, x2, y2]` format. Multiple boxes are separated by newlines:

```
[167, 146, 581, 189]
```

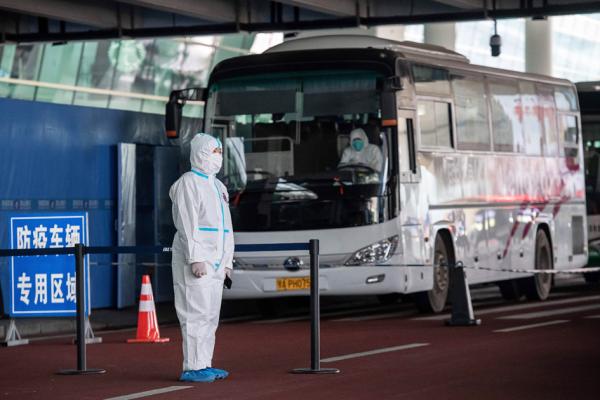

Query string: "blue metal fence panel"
[0, 98, 169, 308]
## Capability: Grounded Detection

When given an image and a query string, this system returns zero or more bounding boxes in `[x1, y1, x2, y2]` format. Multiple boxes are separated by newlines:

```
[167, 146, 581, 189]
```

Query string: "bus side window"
[520, 81, 543, 156]
[451, 74, 491, 151]
[489, 80, 522, 153]
[560, 114, 580, 170]
[537, 84, 559, 157]
[418, 100, 452, 149]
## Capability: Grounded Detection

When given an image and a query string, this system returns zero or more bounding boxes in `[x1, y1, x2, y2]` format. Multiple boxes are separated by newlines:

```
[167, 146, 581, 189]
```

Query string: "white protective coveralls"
[170, 133, 234, 372]
[339, 128, 383, 172]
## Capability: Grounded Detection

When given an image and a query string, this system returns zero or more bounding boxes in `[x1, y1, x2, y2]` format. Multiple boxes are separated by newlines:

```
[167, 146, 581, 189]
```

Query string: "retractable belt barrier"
[1, 242, 599, 373]
[382, 263, 600, 275]
[379, 262, 600, 327]
[0, 240, 340, 375]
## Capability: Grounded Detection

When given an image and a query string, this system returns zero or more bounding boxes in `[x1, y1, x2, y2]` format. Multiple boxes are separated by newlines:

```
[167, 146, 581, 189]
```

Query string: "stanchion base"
[290, 367, 340, 374]
[73, 338, 103, 345]
[1, 339, 29, 347]
[126, 337, 170, 343]
[445, 318, 481, 327]
[57, 368, 106, 375]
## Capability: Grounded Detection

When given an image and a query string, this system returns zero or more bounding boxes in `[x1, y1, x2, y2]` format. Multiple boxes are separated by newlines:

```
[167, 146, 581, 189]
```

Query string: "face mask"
[352, 139, 364, 152]
[204, 151, 223, 175]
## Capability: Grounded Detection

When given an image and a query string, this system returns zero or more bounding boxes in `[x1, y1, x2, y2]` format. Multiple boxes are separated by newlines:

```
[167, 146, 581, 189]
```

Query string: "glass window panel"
[0, 44, 16, 97]
[434, 102, 452, 148]
[36, 42, 83, 104]
[519, 81, 543, 155]
[73, 41, 113, 108]
[418, 100, 452, 148]
[561, 114, 579, 145]
[537, 84, 559, 156]
[559, 114, 580, 168]
[141, 99, 166, 115]
[489, 81, 523, 152]
[108, 40, 152, 111]
[418, 100, 436, 147]
[412, 65, 451, 95]
[182, 104, 204, 118]
[452, 75, 490, 151]
[555, 86, 578, 111]
[8, 44, 43, 101]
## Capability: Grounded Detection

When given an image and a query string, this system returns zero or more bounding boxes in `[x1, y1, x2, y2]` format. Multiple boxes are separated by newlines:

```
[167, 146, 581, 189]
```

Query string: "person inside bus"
[338, 127, 383, 172]
[170, 133, 234, 383]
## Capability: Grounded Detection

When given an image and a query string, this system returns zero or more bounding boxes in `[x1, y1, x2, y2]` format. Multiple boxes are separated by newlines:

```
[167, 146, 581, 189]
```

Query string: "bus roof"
[210, 35, 573, 89]
[265, 34, 573, 88]
[266, 34, 469, 63]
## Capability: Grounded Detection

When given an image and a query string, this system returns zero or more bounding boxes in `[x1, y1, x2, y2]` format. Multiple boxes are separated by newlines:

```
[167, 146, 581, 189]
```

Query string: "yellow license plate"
[276, 277, 310, 291]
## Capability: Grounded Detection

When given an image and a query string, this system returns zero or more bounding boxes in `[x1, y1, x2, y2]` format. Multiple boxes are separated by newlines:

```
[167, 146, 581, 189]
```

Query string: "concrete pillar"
[424, 22, 455, 50]
[525, 18, 552, 76]
[376, 25, 405, 42]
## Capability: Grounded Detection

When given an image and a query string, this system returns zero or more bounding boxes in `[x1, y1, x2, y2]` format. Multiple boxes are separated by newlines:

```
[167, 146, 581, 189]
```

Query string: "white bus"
[167, 35, 587, 312]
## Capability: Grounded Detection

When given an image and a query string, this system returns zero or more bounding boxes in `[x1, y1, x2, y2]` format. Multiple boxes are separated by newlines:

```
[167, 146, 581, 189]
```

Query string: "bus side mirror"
[165, 88, 207, 139]
[381, 90, 397, 127]
[165, 97, 183, 139]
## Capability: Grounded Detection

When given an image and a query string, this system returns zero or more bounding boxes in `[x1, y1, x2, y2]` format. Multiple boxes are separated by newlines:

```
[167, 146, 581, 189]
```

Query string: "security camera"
[490, 33, 501, 57]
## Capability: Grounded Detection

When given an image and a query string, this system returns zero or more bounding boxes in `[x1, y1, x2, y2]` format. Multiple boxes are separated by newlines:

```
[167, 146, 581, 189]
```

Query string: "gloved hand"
[225, 267, 232, 279]
[191, 262, 208, 278]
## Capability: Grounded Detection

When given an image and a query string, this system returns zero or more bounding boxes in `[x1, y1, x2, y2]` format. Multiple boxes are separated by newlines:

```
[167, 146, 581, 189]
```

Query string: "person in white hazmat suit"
[170, 133, 234, 383]
[338, 127, 383, 172]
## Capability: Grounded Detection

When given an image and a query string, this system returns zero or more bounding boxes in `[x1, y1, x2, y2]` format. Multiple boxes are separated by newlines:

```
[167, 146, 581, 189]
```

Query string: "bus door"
[397, 109, 420, 184]
[397, 108, 424, 265]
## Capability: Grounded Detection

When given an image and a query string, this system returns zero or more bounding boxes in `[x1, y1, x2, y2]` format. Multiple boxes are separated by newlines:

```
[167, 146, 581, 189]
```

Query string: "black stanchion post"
[309, 239, 320, 371]
[445, 261, 481, 327]
[291, 239, 339, 374]
[58, 244, 106, 375]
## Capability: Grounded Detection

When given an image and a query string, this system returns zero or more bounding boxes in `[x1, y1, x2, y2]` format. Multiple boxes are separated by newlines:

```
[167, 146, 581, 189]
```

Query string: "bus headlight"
[345, 236, 399, 266]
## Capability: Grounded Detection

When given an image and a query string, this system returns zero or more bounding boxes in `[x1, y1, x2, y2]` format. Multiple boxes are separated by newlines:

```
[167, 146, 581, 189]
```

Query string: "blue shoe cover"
[206, 367, 229, 379]
[179, 369, 216, 382]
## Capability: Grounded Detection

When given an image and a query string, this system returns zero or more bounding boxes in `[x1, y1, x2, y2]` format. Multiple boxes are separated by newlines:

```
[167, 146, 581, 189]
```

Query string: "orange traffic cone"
[127, 275, 170, 343]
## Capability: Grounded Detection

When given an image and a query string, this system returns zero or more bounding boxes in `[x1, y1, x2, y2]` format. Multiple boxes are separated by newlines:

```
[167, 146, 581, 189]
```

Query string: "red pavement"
[1, 297, 599, 400]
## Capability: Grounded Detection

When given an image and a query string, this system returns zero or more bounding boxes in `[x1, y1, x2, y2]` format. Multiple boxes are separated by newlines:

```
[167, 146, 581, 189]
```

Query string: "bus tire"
[521, 229, 553, 301]
[497, 279, 522, 301]
[414, 235, 450, 313]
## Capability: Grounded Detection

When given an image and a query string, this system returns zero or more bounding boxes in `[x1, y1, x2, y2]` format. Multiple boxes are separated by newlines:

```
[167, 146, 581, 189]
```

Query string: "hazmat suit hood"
[190, 133, 222, 175]
[350, 128, 369, 149]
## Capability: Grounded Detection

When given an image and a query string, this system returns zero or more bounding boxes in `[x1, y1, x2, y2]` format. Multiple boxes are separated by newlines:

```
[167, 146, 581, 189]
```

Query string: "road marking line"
[254, 316, 307, 324]
[493, 320, 569, 333]
[585, 315, 600, 319]
[254, 304, 408, 324]
[104, 386, 192, 400]
[321, 343, 429, 363]
[334, 310, 417, 322]
[499, 304, 600, 320]
[414, 295, 600, 321]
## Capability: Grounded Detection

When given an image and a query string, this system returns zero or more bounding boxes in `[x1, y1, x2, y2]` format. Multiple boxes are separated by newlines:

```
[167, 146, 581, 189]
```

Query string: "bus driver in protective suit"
[338, 127, 383, 172]
[170, 133, 234, 383]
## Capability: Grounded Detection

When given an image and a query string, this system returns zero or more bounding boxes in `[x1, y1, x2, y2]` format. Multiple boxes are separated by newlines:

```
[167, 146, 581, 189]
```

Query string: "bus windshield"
[205, 70, 397, 231]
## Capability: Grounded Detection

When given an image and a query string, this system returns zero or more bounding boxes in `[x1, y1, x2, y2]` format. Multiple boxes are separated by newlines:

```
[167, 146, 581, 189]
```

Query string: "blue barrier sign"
[8, 213, 90, 317]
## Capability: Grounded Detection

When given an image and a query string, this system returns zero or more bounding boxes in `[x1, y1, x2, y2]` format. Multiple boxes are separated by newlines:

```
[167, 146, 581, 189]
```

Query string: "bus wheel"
[415, 236, 450, 313]
[498, 280, 522, 301]
[521, 229, 553, 301]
